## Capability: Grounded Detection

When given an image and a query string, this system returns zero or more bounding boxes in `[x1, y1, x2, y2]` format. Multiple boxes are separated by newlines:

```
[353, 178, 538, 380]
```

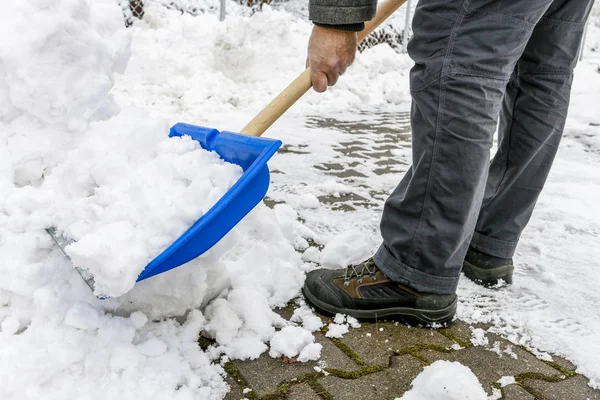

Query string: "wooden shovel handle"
[240, 0, 408, 136]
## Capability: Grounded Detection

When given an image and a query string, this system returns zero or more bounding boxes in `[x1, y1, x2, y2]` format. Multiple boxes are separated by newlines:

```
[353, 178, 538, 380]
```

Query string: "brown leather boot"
[302, 258, 457, 327]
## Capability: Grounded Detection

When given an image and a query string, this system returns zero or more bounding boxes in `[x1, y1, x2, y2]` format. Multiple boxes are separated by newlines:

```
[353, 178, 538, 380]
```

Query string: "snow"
[347, 316, 361, 328]
[298, 342, 323, 362]
[0, 317, 20, 335]
[290, 301, 324, 332]
[320, 230, 374, 269]
[301, 246, 322, 263]
[325, 323, 350, 338]
[497, 376, 516, 387]
[51, 115, 243, 297]
[0, 1, 310, 398]
[396, 360, 487, 400]
[333, 313, 346, 324]
[297, 193, 321, 209]
[268, 326, 320, 362]
[1, 0, 600, 398]
[470, 328, 489, 347]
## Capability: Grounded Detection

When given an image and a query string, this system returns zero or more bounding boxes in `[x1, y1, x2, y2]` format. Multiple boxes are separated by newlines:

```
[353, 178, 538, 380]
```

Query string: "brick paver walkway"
[216, 304, 600, 399]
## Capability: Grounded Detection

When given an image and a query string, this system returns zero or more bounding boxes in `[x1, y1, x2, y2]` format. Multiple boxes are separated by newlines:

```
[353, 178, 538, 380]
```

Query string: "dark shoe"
[302, 258, 457, 326]
[462, 247, 514, 287]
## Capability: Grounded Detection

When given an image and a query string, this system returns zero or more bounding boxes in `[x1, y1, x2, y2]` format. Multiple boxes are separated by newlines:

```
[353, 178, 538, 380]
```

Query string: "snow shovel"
[48, 0, 408, 297]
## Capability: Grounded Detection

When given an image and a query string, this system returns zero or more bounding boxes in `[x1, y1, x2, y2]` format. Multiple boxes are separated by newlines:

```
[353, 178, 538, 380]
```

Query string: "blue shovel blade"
[135, 122, 282, 282]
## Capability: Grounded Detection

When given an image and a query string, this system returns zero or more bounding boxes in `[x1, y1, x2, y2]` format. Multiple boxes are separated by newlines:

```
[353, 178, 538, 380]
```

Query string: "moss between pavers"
[500, 384, 536, 400]
[223, 361, 259, 400]
[395, 344, 452, 365]
[515, 372, 566, 384]
[326, 337, 366, 366]
[261, 365, 390, 399]
[320, 354, 424, 400]
[438, 327, 471, 349]
[307, 380, 335, 400]
[262, 372, 322, 400]
[518, 346, 577, 378]
[520, 375, 600, 400]
[542, 360, 576, 378]
[324, 365, 387, 379]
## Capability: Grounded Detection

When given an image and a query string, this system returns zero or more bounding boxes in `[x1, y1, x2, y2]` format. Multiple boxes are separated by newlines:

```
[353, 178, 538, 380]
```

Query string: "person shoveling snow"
[302, 0, 595, 326]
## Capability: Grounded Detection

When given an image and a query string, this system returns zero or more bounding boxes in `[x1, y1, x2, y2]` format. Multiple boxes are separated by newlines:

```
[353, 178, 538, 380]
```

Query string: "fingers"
[327, 68, 340, 87]
[310, 69, 328, 93]
[309, 62, 341, 92]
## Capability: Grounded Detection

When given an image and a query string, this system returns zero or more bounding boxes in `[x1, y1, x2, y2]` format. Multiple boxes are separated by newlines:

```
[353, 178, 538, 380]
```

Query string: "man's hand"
[306, 26, 358, 93]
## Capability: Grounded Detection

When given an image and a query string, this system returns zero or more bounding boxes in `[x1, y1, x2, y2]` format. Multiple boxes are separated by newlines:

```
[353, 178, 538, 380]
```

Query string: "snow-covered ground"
[1, 0, 599, 398]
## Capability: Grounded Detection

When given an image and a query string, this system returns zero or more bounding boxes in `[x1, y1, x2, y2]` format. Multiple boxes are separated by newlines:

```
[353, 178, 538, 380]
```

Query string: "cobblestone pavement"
[215, 112, 600, 399]
[216, 306, 600, 400]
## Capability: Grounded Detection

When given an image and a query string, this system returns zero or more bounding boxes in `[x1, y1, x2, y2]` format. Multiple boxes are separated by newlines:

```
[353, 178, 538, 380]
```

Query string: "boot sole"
[462, 260, 514, 287]
[302, 286, 457, 327]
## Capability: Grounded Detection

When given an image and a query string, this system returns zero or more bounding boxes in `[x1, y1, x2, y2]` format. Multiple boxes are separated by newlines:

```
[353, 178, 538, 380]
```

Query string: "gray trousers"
[374, 0, 595, 294]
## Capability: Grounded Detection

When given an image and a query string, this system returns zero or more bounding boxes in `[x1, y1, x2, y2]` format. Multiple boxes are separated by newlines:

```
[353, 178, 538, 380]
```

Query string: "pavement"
[217, 305, 600, 399]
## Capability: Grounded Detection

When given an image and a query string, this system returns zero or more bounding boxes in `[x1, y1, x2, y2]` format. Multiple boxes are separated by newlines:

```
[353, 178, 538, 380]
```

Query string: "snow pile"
[111, 2, 414, 131]
[0, 1, 130, 132]
[397, 361, 487, 400]
[0, 1, 313, 398]
[2, 309, 229, 399]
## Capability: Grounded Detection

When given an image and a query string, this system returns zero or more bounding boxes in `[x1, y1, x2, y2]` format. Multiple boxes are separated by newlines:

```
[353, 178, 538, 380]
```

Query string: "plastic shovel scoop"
[47, 0, 408, 298]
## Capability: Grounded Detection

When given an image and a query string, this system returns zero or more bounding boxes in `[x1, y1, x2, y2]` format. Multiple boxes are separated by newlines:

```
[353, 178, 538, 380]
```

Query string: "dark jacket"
[309, 0, 377, 31]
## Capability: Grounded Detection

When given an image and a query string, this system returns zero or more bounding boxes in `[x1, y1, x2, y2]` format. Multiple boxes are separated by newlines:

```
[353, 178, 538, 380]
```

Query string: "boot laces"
[344, 258, 377, 286]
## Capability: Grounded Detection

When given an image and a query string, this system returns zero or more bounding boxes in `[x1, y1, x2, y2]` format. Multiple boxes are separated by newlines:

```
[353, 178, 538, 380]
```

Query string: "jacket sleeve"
[309, 0, 377, 31]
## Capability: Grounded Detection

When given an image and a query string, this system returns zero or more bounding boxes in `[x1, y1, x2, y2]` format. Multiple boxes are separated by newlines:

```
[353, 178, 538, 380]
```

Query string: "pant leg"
[374, 0, 554, 294]
[472, 0, 595, 258]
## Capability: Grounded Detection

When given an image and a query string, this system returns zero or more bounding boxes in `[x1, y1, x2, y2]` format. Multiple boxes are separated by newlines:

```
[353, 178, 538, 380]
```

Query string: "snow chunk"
[325, 323, 349, 338]
[291, 304, 324, 332]
[297, 194, 320, 209]
[129, 311, 148, 329]
[346, 316, 361, 329]
[397, 360, 487, 400]
[302, 247, 321, 263]
[298, 343, 323, 362]
[497, 376, 516, 387]
[333, 313, 346, 324]
[269, 326, 317, 361]
[320, 230, 372, 269]
[470, 328, 489, 347]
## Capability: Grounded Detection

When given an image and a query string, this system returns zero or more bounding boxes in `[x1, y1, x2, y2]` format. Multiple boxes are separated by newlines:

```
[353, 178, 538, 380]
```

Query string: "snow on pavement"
[1, 0, 599, 399]
[395, 360, 490, 400]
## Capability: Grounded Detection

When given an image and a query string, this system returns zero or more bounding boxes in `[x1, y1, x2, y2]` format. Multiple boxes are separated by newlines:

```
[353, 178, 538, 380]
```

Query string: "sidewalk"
[219, 305, 600, 399]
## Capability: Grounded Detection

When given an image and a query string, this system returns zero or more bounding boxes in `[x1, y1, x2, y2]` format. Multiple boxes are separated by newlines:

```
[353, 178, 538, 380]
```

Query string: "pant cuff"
[470, 231, 518, 258]
[373, 245, 459, 295]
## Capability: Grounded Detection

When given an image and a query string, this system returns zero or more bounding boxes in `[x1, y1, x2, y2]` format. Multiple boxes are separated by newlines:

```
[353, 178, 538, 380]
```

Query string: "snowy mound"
[0, 1, 309, 398]
[398, 360, 487, 400]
